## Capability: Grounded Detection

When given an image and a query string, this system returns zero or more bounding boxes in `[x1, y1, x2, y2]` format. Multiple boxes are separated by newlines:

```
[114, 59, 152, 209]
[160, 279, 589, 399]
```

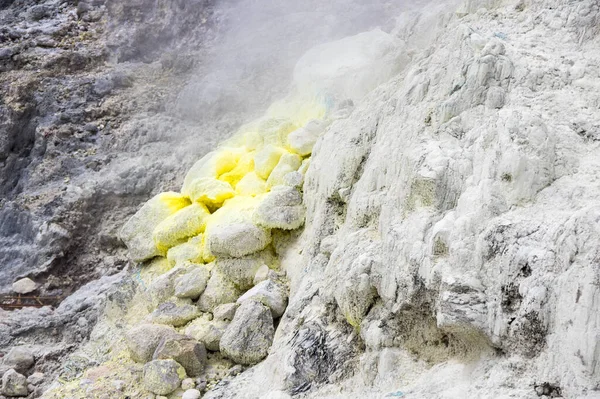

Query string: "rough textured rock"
[212, 303, 238, 322]
[236, 280, 288, 319]
[2, 347, 34, 374]
[150, 301, 201, 327]
[185, 316, 229, 352]
[153, 337, 207, 377]
[142, 360, 186, 396]
[202, 1, 600, 398]
[174, 267, 211, 299]
[253, 187, 305, 230]
[11, 278, 37, 295]
[6, 1, 600, 399]
[182, 388, 202, 399]
[206, 222, 272, 258]
[220, 301, 275, 365]
[197, 271, 242, 312]
[214, 251, 276, 291]
[1, 369, 28, 397]
[125, 324, 182, 363]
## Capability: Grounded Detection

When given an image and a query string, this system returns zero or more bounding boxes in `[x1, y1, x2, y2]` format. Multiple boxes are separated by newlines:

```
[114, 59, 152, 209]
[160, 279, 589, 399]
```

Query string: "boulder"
[254, 145, 286, 179]
[181, 378, 195, 390]
[182, 389, 201, 399]
[282, 171, 304, 188]
[237, 280, 288, 318]
[187, 178, 235, 207]
[198, 271, 242, 312]
[1, 369, 28, 397]
[148, 266, 190, 308]
[153, 337, 207, 377]
[142, 360, 186, 396]
[174, 267, 210, 299]
[214, 251, 276, 291]
[2, 347, 34, 374]
[120, 192, 190, 262]
[125, 324, 182, 363]
[166, 236, 205, 267]
[152, 203, 210, 251]
[287, 120, 326, 156]
[206, 222, 271, 258]
[235, 172, 267, 196]
[185, 316, 229, 352]
[181, 150, 242, 196]
[220, 301, 275, 365]
[11, 278, 37, 295]
[150, 302, 201, 327]
[266, 153, 302, 189]
[253, 187, 305, 230]
[26, 373, 44, 386]
[212, 303, 238, 322]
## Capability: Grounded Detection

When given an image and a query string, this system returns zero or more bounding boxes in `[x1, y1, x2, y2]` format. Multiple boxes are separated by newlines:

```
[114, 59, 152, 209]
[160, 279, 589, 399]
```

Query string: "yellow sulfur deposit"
[254, 145, 287, 180]
[266, 152, 302, 189]
[121, 192, 191, 262]
[152, 203, 210, 252]
[181, 149, 244, 196]
[187, 177, 236, 207]
[219, 151, 255, 187]
[166, 235, 206, 267]
[236, 172, 267, 196]
[121, 98, 329, 267]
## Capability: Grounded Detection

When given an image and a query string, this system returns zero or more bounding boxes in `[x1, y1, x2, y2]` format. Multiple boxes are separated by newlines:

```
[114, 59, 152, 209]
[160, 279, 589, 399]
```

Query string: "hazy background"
[173, 0, 417, 124]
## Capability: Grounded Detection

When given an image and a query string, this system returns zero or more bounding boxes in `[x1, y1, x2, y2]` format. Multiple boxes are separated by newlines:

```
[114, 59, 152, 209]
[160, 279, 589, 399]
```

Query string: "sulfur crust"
[122, 98, 326, 270]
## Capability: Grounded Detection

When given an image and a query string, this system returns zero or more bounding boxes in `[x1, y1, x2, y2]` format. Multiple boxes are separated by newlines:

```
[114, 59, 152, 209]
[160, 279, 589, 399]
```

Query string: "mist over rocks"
[0, 0, 598, 398]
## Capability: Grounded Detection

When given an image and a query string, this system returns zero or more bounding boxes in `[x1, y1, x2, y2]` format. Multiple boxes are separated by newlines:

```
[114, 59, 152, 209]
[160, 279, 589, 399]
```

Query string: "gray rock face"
[237, 280, 288, 319]
[2, 347, 34, 374]
[220, 301, 274, 365]
[125, 324, 182, 363]
[142, 359, 186, 396]
[153, 337, 207, 377]
[1, 369, 28, 397]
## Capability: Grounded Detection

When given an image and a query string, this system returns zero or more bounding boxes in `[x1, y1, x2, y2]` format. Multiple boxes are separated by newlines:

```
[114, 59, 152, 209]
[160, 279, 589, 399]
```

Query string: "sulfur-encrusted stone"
[253, 186, 305, 230]
[153, 337, 207, 377]
[174, 266, 210, 299]
[237, 280, 288, 318]
[121, 192, 190, 262]
[125, 324, 183, 363]
[220, 301, 274, 365]
[143, 360, 186, 396]
[150, 301, 201, 327]
[206, 222, 271, 258]
[152, 203, 210, 251]
[197, 271, 242, 312]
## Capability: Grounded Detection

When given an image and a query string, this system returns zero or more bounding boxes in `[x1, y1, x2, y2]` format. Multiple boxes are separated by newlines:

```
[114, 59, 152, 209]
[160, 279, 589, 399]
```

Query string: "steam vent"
[1, 0, 600, 398]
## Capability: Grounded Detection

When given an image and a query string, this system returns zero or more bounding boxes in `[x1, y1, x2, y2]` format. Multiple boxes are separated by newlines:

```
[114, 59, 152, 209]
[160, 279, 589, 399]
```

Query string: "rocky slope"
[1, 0, 599, 398]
